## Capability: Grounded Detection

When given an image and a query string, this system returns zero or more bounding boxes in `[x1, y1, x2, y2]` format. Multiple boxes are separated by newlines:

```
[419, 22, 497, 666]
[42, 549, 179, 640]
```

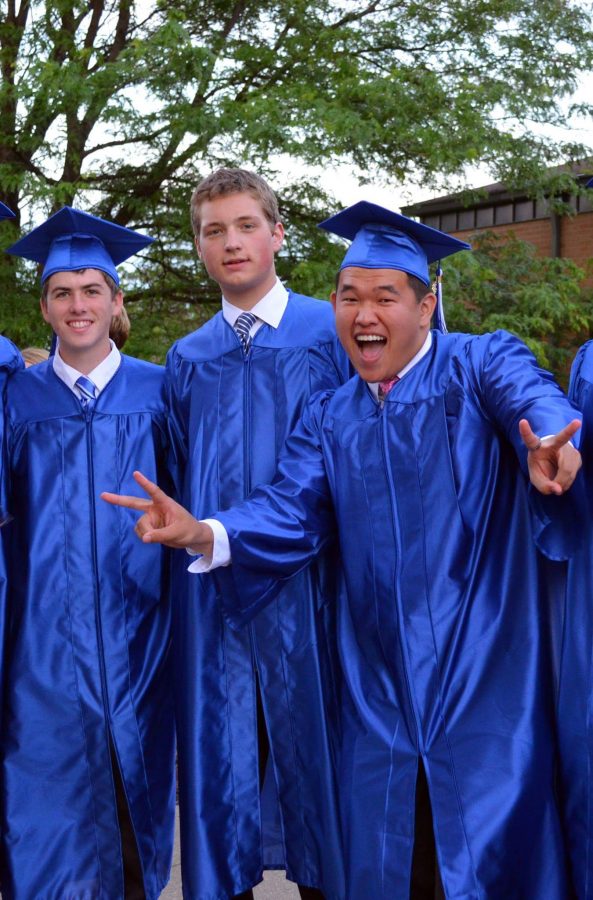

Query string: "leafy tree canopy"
[444, 230, 593, 383]
[1, 0, 592, 359]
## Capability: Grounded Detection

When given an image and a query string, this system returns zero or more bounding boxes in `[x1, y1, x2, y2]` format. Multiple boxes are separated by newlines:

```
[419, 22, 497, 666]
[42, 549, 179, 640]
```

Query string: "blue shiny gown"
[0, 337, 24, 758]
[0, 356, 175, 900]
[166, 292, 350, 898]
[558, 339, 593, 898]
[214, 330, 579, 899]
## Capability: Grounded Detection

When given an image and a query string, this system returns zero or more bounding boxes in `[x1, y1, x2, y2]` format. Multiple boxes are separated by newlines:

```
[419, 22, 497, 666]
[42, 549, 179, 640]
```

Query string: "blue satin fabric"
[558, 339, 593, 898]
[216, 330, 580, 899]
[0, 338, 24, 769]
[166, 292, 350, 898]
[1, 356, 175, 900]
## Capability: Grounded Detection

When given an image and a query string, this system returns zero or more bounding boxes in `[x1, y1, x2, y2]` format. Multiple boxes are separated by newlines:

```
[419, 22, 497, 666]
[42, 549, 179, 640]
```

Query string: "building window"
[423, 215, 440, 229]
[514, 200, 534, 222]
[441, 212, 457, 232]
[458, 209, 475, 230]
[476, 206, 494, 227]
[495, 204, 513, 225]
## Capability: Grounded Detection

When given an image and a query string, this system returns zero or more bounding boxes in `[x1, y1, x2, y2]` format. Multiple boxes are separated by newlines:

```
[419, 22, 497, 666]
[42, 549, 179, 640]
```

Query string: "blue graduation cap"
[587, 177, 593, 189]
[6, 206, 153, 285]
[318, 201, 471, 331]
[0, 202, 15, 220]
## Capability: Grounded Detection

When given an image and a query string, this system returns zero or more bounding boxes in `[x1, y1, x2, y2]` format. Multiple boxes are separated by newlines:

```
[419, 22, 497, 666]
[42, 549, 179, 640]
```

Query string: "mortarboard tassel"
[433, 263, 447, 334]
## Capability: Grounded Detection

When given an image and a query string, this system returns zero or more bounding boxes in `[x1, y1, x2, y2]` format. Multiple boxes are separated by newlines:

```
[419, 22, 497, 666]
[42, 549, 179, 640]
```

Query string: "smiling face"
[41, 268, 123, 374]
[195, 192, 284, 309]
[331, 267, 436, 382]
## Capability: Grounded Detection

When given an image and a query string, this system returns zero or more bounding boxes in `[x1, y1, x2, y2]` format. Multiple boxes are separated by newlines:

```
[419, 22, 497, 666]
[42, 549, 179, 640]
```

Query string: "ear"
[112, 290, 124, 314]
[330, 290, 337, 312]
[271, 222, 284, 253]
[194, 236, 203, 260]
[40, 296, 50, 324]
[419, 292, 437, 326]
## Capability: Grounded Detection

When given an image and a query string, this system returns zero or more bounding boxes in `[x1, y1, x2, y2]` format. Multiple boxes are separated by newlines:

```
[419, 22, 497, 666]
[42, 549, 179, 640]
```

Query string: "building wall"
[451, 211, 593, 283]
[561, 211, 593, 275]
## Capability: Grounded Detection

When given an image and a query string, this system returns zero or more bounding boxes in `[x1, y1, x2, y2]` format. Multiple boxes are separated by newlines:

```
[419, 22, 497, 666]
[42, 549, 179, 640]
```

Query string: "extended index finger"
[132, 470, 171, 503]
[101, 491, 152, 511]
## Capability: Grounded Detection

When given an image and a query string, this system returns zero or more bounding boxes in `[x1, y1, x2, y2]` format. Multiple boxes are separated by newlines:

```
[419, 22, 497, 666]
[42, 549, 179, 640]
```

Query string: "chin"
[354, 370, 382, 384]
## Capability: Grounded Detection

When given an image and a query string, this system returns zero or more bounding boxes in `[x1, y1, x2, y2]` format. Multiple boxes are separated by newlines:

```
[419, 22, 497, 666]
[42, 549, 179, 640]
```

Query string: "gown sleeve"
[0, 340, 23, 522]
[468, 330, 585, 559]
[214, 392, 336, 628]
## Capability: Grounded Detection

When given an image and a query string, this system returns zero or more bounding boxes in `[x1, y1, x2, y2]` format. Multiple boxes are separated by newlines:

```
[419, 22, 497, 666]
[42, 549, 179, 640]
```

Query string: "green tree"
[444, 230, 593, 384]
[1, 0, 592, 358]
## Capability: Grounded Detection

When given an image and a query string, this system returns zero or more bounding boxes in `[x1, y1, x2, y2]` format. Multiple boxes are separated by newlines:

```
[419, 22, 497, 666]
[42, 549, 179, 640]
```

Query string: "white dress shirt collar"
[368, 331, 433, 399]
[222, 278, 289, 330]
[52, 340, 121, 396]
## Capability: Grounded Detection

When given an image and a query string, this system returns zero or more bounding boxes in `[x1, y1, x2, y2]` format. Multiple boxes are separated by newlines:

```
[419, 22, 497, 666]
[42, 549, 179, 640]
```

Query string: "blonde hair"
[190, 168, 280, 238]
[109, 305, 130, 350]
[21, 347, 50, 367]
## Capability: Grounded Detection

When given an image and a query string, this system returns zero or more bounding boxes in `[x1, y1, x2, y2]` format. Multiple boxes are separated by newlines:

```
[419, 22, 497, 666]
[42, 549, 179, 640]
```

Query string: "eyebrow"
[202, 215, 261, 228]
[339, 282, 400, 295]
[49, 282, 105, 293]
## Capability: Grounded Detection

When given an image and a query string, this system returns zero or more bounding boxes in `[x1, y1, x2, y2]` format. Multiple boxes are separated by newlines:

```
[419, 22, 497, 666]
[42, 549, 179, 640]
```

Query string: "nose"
[224, 226, 242, 251]
[354, 302, 378, 326]
[68, 290, 87, 312]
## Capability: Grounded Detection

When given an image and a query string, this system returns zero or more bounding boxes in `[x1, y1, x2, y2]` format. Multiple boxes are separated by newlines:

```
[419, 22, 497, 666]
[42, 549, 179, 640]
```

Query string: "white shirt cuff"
[187, 518, 231, 573]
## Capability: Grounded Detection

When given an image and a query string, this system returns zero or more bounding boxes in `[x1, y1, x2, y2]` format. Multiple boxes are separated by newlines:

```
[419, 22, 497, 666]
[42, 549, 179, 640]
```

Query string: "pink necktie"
[378, 375, 399, 401]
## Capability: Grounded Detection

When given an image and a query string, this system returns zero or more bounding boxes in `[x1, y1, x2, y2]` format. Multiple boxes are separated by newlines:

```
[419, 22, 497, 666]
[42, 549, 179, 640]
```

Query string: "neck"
[396, 330, 431, 377]
[224, 273, 277, 310]
[58, 341, 111, 375]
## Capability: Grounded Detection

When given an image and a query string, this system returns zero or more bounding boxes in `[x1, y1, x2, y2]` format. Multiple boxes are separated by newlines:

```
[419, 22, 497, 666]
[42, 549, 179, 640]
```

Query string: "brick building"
[402, 165, 593, 280]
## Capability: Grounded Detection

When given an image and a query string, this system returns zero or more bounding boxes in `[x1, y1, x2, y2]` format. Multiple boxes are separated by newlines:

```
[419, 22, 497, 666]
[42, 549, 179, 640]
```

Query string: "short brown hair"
[190, 168, 280, 238]
[41, 268, 119, 302]
[408, 273, 431, 302]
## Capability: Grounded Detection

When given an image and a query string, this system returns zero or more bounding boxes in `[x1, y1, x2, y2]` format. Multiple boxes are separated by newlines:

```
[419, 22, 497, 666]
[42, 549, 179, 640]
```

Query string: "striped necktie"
[378, 375, 400, 402]
[76, 375, 97, 410]
[233, 312, 258, 355]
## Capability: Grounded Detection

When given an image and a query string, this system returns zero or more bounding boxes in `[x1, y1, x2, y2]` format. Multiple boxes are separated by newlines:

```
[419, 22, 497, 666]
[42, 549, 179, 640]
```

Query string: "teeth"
[357, 335, 385, 342]
[69, 320, 92, 328]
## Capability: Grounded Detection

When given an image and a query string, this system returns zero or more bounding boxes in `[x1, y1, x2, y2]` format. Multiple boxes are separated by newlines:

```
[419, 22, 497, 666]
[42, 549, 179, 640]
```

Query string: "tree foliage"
[444, 230, 593, 384]
[1, 0, 592, 359]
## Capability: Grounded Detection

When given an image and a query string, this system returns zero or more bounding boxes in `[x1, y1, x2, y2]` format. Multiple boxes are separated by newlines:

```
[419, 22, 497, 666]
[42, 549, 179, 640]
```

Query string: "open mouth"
[67, 319, 93, 330]
[355, 334, 386, 359]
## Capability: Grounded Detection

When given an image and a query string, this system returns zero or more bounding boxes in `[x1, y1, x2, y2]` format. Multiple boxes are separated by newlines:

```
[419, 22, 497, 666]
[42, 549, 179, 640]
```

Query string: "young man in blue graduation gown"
[165, 168, 350, 900]
[1, 208, 175, 900]
[556, 333, 593, 898]
[104, 202, 583, 899]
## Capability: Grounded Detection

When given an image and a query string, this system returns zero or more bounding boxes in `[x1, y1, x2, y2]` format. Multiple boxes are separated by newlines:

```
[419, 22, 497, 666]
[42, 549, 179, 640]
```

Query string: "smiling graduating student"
[105, 201, 584, 898]
[1, 208, 175, 900]
[164, 168, 350, 900]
